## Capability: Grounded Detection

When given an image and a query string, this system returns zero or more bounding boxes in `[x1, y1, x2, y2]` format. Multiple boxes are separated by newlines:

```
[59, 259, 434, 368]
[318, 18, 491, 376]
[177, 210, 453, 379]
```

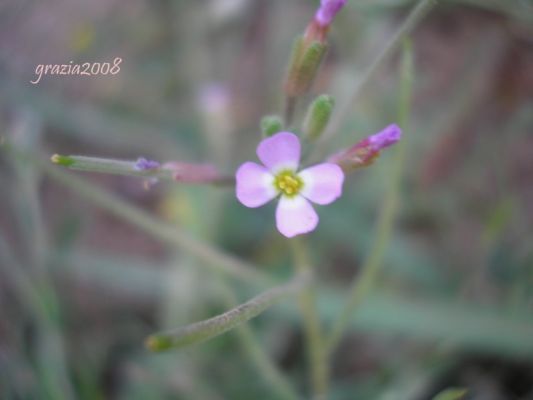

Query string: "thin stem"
[284, 96, 297, 127]
[51, 154, 235, 186]
[290, 238, 328, 400]
[311, 0, 435, 161]
[146, 273, 310, 351]
[325, 39, 414, 353]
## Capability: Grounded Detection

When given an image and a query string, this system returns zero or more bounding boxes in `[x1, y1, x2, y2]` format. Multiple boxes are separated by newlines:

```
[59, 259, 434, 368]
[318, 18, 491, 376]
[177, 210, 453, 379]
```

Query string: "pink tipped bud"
[162, 162, 221, 184]
[315, 0, 347, 28]
[303, 0, 347, 44]
[328, 124, 402, 171]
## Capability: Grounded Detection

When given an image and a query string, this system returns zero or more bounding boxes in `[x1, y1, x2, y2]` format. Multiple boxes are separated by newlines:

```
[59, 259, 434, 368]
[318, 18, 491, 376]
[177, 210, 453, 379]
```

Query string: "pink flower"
[314, 0, 347, 27]
[236, 132, 344, 238]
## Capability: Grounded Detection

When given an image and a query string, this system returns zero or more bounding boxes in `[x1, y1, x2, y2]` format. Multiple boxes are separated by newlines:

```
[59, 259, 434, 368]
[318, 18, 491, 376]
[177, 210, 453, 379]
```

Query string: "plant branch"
[146, 273, 310, 351]
[51, 154, 235, 186]
[311, 0, 435, 161]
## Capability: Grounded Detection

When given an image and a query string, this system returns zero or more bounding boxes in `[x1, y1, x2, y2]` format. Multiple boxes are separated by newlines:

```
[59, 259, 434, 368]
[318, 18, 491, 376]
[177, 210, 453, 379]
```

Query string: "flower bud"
[328, 124, 402, 172]
[162, 162, 221, 184]
[284, 37, 328, 98]
[303, 94, 335, 141]
[260, 115, 283, 137]
[134, 157, 161, 171]
[314, 0, 347, 28]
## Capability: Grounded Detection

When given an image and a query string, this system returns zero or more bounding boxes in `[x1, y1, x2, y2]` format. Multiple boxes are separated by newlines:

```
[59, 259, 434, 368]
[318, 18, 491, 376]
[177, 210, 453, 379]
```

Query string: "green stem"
[51, 154, 234, 186]
[284, 96, 297, 127]
[146, 273, 310, 351]
[291, 239, 328, 400]
[325, 38, 414, 354]
[310, 0, 434, 161]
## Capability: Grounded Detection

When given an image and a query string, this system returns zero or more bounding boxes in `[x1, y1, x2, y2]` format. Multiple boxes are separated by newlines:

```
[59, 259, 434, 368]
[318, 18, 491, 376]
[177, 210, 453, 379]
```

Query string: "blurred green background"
[1, 0, 533, 399]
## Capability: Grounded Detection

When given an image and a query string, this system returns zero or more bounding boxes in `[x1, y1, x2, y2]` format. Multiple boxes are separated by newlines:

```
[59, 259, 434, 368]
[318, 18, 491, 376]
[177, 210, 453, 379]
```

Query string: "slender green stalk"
[290, 239, 328, 400]
[146, 273, 309, 351]
[51, 154, 234, 186]
[6, 140, 76, 400]
[311, 0, 434, 161]
[326, 38, 414, 354]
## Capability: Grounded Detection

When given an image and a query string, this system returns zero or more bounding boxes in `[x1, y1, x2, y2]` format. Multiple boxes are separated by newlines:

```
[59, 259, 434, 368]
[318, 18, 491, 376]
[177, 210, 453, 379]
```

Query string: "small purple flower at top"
[315, 0, 348, 27]
[135, 157, 160, 171]
[236, 132, 344, 238]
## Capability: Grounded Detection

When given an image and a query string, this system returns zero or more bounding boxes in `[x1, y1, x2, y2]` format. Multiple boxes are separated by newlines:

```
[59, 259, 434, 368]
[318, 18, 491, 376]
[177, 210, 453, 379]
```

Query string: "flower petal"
[298, 163, 344, 205]
[276, 196, 318, 238]
[257, 131, 300, 173]
[236, 162, 277, 208]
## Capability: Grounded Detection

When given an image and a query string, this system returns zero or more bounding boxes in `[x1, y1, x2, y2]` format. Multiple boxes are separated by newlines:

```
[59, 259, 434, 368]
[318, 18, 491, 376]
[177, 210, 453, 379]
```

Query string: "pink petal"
[276, 196, 318, 238]
[298, 163, 344, 205]
[236, 162, 277, 208]
[257, 131, 300, 173]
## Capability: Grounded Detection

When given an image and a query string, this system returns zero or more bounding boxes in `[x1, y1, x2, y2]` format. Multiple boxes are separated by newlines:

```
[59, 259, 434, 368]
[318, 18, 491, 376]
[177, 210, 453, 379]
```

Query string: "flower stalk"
[291, 238, 329, 400]
[51, 154, 233, 186]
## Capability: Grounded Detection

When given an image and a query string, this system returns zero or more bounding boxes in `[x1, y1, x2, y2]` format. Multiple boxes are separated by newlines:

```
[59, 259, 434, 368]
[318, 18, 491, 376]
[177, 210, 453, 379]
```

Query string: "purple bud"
[315, 0, 347, 27]
[135, 157, 161, 171]
[368, 124, 402, 152]
[327, 124, 402, 171]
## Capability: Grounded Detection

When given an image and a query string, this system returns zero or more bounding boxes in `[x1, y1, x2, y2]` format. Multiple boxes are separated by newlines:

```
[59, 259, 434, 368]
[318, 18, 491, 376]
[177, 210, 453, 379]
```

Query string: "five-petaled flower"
[236, 132, 344, 238]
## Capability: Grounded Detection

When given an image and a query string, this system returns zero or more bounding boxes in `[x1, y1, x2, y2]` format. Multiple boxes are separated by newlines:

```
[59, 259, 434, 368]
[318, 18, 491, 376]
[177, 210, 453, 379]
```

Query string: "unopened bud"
[261, 115, 283, 137]
[303, 94, 335, 141]
[134, 157, 161, 171]
[328, 124, 402, 172]
[162, 162, 221, 184]
[284, 36, 328, 97]
[314, 0, 347, 28]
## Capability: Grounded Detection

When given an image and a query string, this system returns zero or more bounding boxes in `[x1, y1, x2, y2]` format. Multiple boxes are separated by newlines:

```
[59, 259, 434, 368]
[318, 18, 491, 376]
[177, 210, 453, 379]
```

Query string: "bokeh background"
[1, 0, 533, 399]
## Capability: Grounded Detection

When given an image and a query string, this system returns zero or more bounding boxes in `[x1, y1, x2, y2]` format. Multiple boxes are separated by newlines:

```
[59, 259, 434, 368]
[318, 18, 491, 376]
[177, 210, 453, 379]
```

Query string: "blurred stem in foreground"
[291, 238, 328, 400]
[326, 38, 414, 353]
[3, 144, 273, 287]
[145, 272, 310, 351]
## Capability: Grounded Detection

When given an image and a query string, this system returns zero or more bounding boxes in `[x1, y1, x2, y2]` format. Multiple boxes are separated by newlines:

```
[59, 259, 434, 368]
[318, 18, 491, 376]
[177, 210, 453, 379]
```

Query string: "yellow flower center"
[274, 170, 303, 197]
